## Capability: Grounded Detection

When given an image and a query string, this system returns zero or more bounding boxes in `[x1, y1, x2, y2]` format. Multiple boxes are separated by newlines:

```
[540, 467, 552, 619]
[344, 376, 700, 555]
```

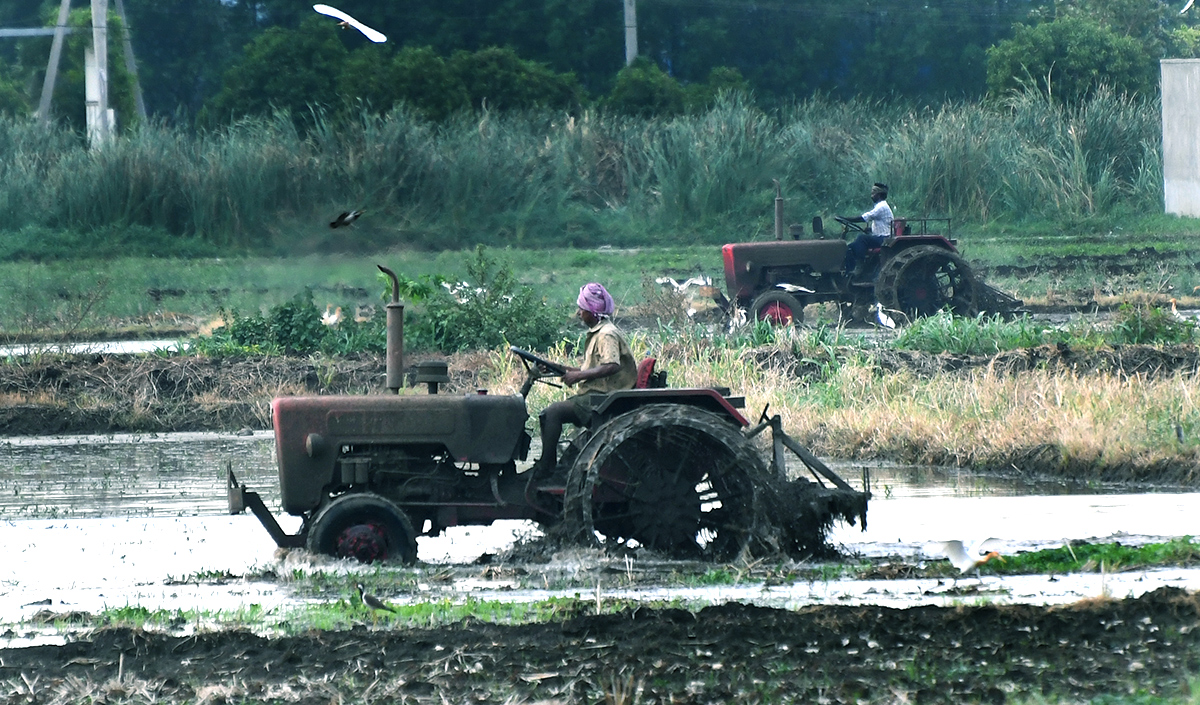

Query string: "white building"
[1162, 59, 1200, 218]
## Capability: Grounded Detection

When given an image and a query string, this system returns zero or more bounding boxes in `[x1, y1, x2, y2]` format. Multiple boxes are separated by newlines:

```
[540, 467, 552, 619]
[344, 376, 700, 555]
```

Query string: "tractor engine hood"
[273, 394, 528, 514]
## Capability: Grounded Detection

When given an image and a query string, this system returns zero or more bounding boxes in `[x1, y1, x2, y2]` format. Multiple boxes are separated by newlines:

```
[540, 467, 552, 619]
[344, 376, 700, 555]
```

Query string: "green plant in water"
[1110, 302, 1196, 345]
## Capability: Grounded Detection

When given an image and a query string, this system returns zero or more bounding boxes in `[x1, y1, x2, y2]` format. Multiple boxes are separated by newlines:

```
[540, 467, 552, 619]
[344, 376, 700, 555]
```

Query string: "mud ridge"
[750, 342, 1200, 381]
[3, 588, 1197, 704]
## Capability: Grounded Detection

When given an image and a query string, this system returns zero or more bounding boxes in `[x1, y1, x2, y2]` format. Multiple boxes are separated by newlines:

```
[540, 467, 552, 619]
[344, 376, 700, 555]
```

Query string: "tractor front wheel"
[307, 493, 418, 564]
[751, 290, 804, 325]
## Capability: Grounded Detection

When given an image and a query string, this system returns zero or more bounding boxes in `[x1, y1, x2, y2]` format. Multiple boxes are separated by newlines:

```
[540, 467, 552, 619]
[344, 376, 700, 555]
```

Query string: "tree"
[122, 0, 255, 119]
[986, 16, 1154, 102]
[448, 46, 582, 112]
[683, 66, 749, 113]
[33, 7, 139, 132]
[203, 16, 348, 122]
[605, 57, 684, 117]
[0, 62, 29, 117]
[338, 45, 469, 121]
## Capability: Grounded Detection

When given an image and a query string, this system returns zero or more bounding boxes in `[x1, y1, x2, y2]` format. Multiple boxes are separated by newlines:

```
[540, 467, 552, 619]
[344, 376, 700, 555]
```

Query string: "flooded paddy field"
[2, 433, 1199, 703]
[1, 432, 1198, 631]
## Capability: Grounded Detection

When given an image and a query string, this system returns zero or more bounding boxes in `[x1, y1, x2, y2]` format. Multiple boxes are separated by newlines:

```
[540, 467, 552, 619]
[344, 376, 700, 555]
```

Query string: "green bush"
[986, 17, 1154, 103]
[605, 58, 685, 117]
[192, 291, 386, 357]
[1110, 303, 1196, 345]
[409, 246, 567, 353]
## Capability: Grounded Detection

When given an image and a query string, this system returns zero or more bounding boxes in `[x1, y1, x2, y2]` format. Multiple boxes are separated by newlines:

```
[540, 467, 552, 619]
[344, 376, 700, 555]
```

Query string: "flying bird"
[330, 210, 363, 228]
[313, 5, 387, 43]
[655, 275, 713, 292]
[931, 538, 1005, 582]
[1182, 0, 1195, 15]
[356, 583, 397, 613]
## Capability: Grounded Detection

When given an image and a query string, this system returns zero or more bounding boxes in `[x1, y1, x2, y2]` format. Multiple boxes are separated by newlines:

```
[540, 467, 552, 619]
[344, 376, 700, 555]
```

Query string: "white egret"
[313, 5, 387, 43]
[321, 304, 343, 327]
[931, 538, 1005, 582]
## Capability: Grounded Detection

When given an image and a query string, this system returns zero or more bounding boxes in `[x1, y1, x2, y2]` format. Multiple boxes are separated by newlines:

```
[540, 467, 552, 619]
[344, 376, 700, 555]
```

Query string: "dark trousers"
[537, 398, 591, 467]
[845, 233, 888, 275]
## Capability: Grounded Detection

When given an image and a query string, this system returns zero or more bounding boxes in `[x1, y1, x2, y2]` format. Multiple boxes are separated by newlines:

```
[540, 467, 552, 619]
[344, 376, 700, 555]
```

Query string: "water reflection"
[824, 461, 1164, 500]
[0, 432, 278, 519]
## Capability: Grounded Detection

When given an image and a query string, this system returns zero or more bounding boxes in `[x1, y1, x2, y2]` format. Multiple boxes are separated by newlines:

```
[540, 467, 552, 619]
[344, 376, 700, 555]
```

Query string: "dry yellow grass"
[482, 334, 1200, 482]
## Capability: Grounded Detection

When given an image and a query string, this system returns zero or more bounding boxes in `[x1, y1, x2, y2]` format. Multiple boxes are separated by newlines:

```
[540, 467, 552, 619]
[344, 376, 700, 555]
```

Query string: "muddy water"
[0, 340, 182, 357]
[1, 433, 1198, 635]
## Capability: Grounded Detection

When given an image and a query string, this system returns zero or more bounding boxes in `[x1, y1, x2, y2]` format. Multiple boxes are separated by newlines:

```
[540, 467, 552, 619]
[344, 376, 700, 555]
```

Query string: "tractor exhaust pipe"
[377, 265, 405, 393]
[773, 179, 783, 241]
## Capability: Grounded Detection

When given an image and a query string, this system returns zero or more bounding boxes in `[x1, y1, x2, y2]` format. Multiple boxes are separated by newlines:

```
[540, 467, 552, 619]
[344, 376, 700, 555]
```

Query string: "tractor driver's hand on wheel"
[561, 369, 585, 385]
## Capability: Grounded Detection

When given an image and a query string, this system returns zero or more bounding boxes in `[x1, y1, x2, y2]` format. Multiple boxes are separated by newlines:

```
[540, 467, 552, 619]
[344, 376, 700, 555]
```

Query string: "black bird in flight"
[330, 210, 363, 228]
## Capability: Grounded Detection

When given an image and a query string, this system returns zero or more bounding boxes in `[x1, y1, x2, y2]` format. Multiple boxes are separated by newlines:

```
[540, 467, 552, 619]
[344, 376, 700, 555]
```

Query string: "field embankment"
[5, 588, 1197, 704]
[4, 341, 1199, 485]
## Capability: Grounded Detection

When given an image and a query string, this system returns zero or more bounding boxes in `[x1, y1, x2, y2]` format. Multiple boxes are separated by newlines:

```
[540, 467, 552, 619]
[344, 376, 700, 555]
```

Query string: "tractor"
[723, 216, 1022, 325]
[227, 266, 869, 563]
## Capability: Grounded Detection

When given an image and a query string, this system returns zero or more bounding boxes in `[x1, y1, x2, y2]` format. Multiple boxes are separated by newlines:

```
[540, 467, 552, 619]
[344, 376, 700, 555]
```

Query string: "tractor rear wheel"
[307, 493, 418, 564]
[751, 290, 804, 325]
[562, 404, 766, 560]
[875, 245, 977, 321]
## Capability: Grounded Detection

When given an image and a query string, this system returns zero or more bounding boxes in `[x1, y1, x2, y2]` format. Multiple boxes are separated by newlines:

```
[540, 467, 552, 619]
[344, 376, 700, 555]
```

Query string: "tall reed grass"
[0, 89, 1164, 255]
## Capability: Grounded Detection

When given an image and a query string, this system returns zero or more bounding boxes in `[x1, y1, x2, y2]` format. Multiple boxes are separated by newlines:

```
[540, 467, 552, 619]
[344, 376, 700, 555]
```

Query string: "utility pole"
[36, 0, 72, 124]
[113, 0, 146, 122]
[624, 0, 637, 65]
[87, 0, 113, 146]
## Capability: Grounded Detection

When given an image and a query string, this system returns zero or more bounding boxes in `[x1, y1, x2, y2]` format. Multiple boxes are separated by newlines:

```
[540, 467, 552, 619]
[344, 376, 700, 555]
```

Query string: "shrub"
[409, 246, 568, 352]
[605, 58, 685, 117]
[1110, 303, 1196, 345]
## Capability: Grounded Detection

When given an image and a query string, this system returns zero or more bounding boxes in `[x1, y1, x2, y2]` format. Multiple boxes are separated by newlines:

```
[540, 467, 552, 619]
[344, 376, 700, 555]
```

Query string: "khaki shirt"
[577, 319, 638, 394]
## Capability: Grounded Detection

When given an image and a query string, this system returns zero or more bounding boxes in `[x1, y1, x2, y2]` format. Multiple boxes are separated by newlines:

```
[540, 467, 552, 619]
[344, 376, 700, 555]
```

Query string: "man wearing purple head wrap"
[577, 282, 614, 317]
[531, 282, 637, 476]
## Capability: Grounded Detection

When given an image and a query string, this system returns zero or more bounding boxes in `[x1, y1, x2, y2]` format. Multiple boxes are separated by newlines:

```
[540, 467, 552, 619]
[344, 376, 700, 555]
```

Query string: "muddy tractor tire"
[875, 245, 977, 321]
[307, 493, 418, 564]
[751, 290, 804, 325]
[562, 404, 768, 560]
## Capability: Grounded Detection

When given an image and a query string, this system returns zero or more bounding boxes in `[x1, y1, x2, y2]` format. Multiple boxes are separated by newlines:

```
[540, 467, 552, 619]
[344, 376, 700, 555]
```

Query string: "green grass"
[63, 595, 702, 635]
[922, 537, 1200, 579]
[0, 90, 1192, 261]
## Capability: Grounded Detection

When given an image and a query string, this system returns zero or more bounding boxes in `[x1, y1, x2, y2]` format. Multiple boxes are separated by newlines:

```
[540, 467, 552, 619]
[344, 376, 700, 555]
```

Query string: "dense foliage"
[0, 89, 1164, 256]
[191, 248, 568, 355]
[1, 0, 1195, 124]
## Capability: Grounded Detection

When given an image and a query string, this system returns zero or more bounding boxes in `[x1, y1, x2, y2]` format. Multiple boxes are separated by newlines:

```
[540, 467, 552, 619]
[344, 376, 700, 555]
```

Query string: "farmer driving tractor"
[842, 182, 894, 279]
[531, 282, 638, 476]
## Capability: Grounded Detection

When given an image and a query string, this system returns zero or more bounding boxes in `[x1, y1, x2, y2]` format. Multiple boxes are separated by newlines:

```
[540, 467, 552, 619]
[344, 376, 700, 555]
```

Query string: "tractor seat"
[635, 357, 666, 389]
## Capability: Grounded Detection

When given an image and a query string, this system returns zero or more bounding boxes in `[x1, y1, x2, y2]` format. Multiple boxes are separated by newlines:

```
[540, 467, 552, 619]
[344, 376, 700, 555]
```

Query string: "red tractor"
[723, 217, 1021, 325]
[228, 266, 869, 563]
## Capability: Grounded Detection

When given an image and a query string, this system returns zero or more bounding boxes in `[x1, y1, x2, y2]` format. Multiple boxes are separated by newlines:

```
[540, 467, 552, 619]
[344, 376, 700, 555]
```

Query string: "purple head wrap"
[577, 282, 614, 317]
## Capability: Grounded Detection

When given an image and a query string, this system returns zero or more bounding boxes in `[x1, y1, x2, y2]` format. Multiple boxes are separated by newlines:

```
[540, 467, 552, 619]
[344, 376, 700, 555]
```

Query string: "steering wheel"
[833, 216, 868, 237]
[510, 346, 567, 397]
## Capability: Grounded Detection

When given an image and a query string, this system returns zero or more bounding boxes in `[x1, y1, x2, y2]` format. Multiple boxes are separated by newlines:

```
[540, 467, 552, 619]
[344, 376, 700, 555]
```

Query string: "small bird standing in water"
[357, 583, 397, 613]
[330, 210, 364, 228]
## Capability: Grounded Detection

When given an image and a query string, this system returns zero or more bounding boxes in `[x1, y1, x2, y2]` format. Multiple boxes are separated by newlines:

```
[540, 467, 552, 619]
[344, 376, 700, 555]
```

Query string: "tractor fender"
[588, 388, 749, 427]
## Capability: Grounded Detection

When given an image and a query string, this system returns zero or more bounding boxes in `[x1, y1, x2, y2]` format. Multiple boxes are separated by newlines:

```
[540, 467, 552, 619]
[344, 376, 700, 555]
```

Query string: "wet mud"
[4, 587, 1198, 704]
